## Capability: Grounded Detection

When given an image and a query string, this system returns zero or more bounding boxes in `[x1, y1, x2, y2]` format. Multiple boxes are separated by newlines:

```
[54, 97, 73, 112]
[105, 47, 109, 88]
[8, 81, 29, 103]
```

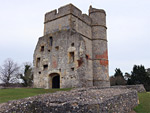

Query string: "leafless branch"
[0, 58, 20, 86]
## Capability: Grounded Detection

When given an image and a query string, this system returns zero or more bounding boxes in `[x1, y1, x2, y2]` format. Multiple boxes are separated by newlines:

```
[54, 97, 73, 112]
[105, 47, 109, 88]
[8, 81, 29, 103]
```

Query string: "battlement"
[45, 4, 91, 25]
[89, 6, 106, 15]
[44, 4, 107, 39]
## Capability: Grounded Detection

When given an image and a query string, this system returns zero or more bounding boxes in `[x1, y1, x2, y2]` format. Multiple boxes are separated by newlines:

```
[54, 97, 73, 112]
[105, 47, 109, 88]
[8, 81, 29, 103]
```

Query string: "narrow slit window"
[69, 52, 75, 63]
[40, 46, 44, 52]
[86, 55, 89, 59]
[71, 68, 74, 71]
[36, 57, 40, 67]
[43, 64, 48, 70]
[49, 37, 53, 46]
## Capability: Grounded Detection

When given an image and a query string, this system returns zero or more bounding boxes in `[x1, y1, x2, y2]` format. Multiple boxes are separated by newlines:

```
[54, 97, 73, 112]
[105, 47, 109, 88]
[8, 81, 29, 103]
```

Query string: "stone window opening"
[36, 57, 40, 68]
[39, 71, 41, 74]
[71, 67, 74, 71]
[59, 69, 61, 72]
[49, 37, 53, 46]
[48, 49, 51, 52]
[43, 64, 48, 70]
[71, 43, 74, 47]
[40, 46, 44, 52]
[77, 58, 83, 67]
[69, 52, 75, 63]
[55, 46, 59, 51]
[86, 55, 89, 60]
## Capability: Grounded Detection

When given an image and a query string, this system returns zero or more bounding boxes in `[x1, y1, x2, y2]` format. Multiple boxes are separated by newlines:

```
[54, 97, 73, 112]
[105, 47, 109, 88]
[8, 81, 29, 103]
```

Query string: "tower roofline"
[89, 6, 106, 16]
[44, 4, 92, 25]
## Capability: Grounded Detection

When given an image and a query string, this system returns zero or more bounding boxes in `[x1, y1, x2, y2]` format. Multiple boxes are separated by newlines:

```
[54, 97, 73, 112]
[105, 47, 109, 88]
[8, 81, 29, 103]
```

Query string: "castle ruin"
[33, 4, 110, 89]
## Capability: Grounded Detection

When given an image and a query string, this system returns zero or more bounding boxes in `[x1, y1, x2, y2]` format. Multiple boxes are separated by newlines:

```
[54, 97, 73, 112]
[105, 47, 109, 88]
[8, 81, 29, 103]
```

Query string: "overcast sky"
[0, 0, 150, 75]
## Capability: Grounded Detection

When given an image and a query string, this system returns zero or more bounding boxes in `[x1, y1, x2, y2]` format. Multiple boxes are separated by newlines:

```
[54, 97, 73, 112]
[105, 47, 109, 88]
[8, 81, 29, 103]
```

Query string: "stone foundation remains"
[112, 84, 146, 93]
[0, 87, 138, 113]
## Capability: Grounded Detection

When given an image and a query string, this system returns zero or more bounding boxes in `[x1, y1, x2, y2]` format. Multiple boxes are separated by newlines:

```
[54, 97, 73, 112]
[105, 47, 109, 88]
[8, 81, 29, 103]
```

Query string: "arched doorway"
[49, 73, 60, 89]
[52, 74, 60, 88]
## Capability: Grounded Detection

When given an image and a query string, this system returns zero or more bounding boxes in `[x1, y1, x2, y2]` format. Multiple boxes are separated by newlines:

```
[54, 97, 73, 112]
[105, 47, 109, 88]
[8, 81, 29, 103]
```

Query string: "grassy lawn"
[134, 92, 150, 113]
[0, 88, 71, 103]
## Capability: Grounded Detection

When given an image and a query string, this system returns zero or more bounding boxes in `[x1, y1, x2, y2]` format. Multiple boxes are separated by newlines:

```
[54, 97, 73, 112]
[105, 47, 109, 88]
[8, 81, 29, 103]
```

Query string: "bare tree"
[0, 58, 20, 86]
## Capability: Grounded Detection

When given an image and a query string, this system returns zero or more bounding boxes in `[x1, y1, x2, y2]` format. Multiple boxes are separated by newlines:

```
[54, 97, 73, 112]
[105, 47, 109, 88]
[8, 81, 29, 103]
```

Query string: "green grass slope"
[0, 88, 71, 103]
[134, 92, 150, 113]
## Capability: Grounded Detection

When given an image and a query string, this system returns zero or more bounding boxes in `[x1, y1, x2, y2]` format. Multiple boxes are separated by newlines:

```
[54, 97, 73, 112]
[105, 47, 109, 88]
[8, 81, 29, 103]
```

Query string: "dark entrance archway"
[52, 75, 60, 88]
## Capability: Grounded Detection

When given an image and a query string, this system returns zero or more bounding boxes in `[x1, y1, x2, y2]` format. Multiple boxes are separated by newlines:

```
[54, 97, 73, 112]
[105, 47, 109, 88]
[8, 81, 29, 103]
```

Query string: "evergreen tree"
[114, 68, 123, 77]
[19, 64, 33, 87]
[130, 65, 148, 84]
[110, 68, 126, 85]
[147, 68, 150, 76]
[128, 65, 150, 91]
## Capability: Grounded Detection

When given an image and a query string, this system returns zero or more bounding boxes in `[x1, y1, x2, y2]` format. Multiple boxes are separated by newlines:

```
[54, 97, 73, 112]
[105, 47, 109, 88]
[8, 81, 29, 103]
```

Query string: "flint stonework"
[0, 87, 138, 113]
[33, 4, 110, 89]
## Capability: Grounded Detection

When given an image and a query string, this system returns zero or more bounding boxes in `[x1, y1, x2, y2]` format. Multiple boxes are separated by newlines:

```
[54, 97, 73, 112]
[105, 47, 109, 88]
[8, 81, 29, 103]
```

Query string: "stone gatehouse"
[33, 4, 110, 89]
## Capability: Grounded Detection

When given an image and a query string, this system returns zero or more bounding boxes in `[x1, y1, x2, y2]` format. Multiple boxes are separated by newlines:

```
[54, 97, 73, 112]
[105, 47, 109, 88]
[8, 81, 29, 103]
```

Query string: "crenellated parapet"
[44, 4, 91, 25]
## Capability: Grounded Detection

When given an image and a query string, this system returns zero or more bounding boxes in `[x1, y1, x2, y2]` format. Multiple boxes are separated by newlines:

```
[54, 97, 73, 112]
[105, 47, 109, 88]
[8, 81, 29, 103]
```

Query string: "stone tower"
[33, 4, 110, 89]
[89, 6, 109, 86]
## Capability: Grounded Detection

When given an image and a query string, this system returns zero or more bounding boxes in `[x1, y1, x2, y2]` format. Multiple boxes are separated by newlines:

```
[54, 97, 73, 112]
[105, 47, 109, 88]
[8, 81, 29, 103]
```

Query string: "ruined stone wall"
[0, 87, 138, 113]
[44, 4, 93, 59]
[44, 15, 71, 35]
[71, 15, 92, 39]
[112, 84, 146, 93]
[33, 30, 93, 88]
[33, 4, 110, 89]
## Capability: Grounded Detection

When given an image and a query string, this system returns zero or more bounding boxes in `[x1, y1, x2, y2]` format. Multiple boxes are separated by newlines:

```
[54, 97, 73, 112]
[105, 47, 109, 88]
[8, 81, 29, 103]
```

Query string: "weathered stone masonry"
[0, 87, 138, 113]
[33, 4, 110, 89]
